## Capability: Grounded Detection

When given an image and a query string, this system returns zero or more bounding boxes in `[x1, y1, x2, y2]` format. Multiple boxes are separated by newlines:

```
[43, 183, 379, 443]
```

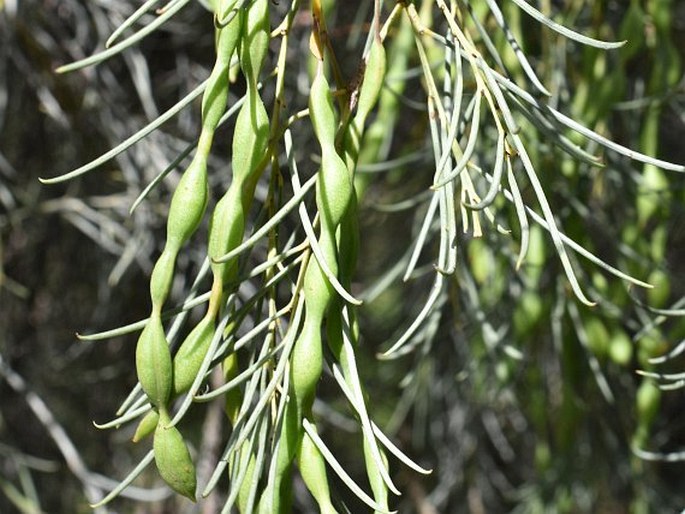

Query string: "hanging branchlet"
[42, 0, 685, 511]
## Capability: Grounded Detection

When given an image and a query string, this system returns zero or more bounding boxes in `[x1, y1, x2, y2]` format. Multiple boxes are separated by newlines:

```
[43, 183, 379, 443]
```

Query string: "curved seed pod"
[208, 0, 269, 285]
[135, 315, 173, 408]
[283, 48, 350, 511]
[172, 315, 215, 396]
[132, 409, 159, 443]
[200, 8, 242, 134]
[137, 1, 236, 424]
[153, 410, 197, 501]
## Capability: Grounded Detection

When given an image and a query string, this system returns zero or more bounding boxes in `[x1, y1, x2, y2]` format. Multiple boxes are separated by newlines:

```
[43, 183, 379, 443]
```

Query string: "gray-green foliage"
[28, 0, 685, 512]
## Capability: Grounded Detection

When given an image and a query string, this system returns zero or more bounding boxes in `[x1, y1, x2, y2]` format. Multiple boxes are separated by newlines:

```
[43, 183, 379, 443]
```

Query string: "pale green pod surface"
[172, 315, 215, 395]
[132, 409, 159, 443]
[201, 14, 242, 129]
[297, 428, 336, 514]
[309, 70, 337, 147]
[231, 95, 269, 184]
[218, 0, 241, 24]
[303, 251, 335, 322]
[636, 378, 661, 429]
[199, 51, 235, 134]
[355, 38, 387, 123]
[136, 316, 173, 408]
[240, 0, 270, 82]
[317, 153, 352, 230]
[291, 317, 324, 413]
[222, 352, 242, 425]
[325, 302, 344, 358]
[262, 403, 299, 513]
[149, 248, 177, 308]
[166, 154, 209, 249]
[154, 410, 197, 501]
[336, 197, 360, 286]
[208, 188, 245, 283]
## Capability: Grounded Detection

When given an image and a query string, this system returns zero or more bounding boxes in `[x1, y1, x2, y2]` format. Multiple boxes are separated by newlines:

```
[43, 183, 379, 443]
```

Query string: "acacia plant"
[35, 0, 685, 512]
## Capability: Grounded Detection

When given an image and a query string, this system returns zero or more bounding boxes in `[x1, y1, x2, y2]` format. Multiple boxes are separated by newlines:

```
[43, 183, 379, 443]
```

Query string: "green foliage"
[3, 0, 685, 512]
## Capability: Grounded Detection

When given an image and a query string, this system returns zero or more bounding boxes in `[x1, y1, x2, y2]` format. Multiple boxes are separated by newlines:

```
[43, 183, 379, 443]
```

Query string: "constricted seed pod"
[153, 410, 197, 501]
[291, 316, 324, 415]
[135, 315, 173, 409]
[166, 154, 209, 250]
[238, 0, 270, 85]
[297, 429, 336, 514]
[149, 248, 177, 309]
[172, 315, 215, 396]
[309, 66, 337, 149]
[200, 9, 242, 132]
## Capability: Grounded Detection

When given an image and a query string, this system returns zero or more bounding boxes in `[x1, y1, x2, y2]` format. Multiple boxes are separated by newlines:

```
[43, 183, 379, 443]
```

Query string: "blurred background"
[2, 1, 685, 513]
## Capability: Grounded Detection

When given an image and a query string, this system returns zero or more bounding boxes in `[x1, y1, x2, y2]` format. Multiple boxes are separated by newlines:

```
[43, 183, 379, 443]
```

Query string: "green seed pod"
[231, 93, 269, 187]
[200, 12, 242, 132]
[291, 317, 324, 414]
[208, 187, 244, 284]
[153, 410, 197, 501]
[257, 402, 297, 514]
[608, 329, 633, 366]
[297, 429, 336, 514]
[149, 248, 177, 309]
[646, 268, 670, 308]
[309, 68, 337, 148]
[636, 379, 661, 429]
[355, 37, 387, 124]
[584, 317, 609, 357]
[207, 0, 269, 288]
[317, 153, 352, 231]
[166, 154, 209, 250]
[239, 0, 270, 85]
[172, 315, 215, 396]
[222, 352, 242, 425]
[309, 67, 353, 231]
[132, 409, 159, 443]
[338, 197, 360, 286]
[135, 315, 173, 408]
[303, 253, 335, 321]
[217, 0, 240, 20]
